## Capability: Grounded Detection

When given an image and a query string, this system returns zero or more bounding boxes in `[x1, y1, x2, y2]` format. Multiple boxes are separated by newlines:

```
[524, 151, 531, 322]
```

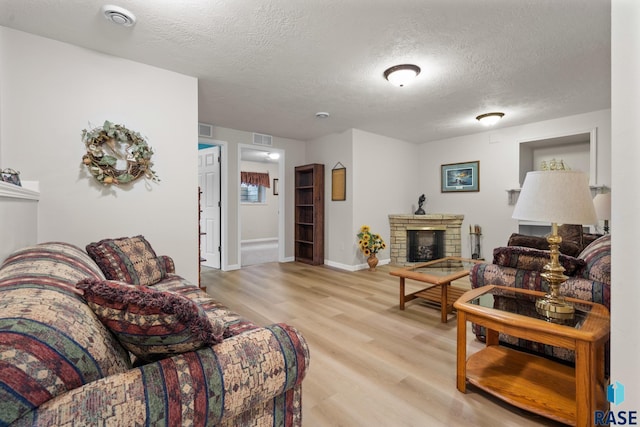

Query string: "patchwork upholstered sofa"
[469, 234, 610, 364]
[0, 237, 309, 426]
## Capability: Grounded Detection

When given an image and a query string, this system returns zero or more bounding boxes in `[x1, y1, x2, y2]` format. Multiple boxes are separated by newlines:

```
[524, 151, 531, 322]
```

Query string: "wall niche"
[509, 129, 605, 236]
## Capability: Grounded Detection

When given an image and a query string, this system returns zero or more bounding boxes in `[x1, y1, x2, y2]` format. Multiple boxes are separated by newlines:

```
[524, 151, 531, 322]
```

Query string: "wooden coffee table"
[389, 257, 483, 323]
[455, 285, 610, 426]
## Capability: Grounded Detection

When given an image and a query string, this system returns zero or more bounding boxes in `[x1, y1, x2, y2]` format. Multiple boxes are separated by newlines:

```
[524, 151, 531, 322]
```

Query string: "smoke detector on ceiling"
[101, 5, 136, 27]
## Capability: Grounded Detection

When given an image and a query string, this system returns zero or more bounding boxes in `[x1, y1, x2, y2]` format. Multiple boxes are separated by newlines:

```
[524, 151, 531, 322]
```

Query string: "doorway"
[239, 145, 284, 266]
[198, 145, 221, 269]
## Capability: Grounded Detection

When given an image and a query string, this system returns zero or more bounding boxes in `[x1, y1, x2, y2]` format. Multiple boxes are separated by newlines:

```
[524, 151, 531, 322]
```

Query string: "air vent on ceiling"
[198, 123, 213, 138]
[101, 5, 136, 27]
[253, 133, 273, 147]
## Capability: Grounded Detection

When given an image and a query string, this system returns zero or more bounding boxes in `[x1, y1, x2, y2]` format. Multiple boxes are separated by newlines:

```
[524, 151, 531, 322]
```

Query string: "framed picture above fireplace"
[441, 161, 479, 193]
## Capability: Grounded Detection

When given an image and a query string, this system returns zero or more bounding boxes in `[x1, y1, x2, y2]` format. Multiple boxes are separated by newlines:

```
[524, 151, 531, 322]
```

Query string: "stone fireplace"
[389, 214, 464, 266]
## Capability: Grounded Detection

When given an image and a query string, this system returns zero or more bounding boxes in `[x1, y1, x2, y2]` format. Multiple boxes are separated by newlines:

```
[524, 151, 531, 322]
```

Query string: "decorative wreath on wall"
[81, 120, 160, 185]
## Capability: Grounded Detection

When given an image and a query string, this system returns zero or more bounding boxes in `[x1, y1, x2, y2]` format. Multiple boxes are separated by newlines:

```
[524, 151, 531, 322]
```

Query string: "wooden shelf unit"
[294, 164, 324, 265]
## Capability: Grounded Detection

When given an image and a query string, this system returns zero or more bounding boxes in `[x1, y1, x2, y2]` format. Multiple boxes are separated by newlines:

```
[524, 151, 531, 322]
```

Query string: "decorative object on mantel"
[441, 161, 479, 193]
[414, 194, 426, 215]
[1, 168, 21, 186]
[357, 225, 386, 271]
[82, 121, 159, 185]
[331, 162, 346, 201]
[469, 224, 482, 259]
[540, 158, 570, 171]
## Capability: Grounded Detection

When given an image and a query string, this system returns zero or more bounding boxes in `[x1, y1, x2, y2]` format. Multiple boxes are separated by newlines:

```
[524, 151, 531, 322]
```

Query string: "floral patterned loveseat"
[0, 237, 309, 426]
[469, 234, 610, 364]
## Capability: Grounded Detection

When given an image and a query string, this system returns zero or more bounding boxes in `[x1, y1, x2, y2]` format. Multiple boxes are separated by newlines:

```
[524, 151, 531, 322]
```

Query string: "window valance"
[241, 171, 270, 188]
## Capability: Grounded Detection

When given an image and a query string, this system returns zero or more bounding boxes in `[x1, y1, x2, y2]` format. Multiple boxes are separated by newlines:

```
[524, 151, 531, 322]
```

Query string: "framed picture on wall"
[441, 161, 479, 193]
[331, 163, 346, 201]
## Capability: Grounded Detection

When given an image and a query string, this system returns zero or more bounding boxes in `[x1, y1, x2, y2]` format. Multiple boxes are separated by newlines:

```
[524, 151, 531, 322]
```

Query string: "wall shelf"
[506, 185, 610, 205]
[0, 180, 40, 200]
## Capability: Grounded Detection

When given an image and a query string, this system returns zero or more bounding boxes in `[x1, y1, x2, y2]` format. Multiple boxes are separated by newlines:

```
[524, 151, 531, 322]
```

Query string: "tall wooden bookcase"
[294, 163, 325, 265]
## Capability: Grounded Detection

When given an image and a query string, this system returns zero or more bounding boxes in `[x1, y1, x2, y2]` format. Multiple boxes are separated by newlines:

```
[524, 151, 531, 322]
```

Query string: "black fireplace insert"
[407, 227, 445, 262]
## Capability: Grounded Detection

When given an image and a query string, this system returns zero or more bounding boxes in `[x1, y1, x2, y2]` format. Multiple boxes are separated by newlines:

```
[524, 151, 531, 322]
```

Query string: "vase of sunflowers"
[357, 225, 386, 271]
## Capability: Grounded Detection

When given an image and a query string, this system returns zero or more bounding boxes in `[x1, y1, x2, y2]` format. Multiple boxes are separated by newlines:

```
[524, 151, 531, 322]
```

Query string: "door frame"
[237, 144, 285, 266]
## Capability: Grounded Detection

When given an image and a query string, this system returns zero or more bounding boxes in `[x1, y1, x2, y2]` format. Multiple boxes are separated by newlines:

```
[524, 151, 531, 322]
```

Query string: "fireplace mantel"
[388, 214, 464, 266]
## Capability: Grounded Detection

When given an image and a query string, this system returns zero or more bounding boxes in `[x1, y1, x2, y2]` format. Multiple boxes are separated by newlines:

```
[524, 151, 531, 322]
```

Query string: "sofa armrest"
[160, 255, 175, 274]
[470, 263, 546, 292]
[14, 324, 309, 426]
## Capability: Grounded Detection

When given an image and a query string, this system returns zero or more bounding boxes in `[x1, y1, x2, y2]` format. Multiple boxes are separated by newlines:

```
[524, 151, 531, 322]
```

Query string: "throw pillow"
[507, 233, 582, 257]
[76, 278, 225, 362]
[557, 224, 584, 249]
[86, 235, 167, 286]
[493, 246, 586, 275]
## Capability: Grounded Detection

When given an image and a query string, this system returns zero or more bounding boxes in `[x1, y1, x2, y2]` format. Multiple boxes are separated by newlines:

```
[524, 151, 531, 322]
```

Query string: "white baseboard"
[325, 258, 390, 271]
[324, 260, 359, 271]
[223, 263, 241, 271]
[241, 238, 278, 246]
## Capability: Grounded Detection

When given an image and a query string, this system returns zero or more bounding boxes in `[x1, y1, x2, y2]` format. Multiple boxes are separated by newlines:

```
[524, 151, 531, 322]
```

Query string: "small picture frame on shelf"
[441, 161, 479, 193]
[1, 168, 21, 187]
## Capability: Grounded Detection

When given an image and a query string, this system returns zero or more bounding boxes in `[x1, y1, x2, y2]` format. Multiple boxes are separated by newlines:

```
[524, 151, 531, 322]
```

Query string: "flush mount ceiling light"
[315, 112, 330, 119]
[476, 112, 505, 126]
[101, 5, 136, 27]
[383, 64, 421, 87]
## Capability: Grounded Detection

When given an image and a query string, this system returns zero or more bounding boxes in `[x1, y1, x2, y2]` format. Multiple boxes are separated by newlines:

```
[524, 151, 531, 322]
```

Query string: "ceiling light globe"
[384, 64, 421, 87]
[476, 112, 505, 126]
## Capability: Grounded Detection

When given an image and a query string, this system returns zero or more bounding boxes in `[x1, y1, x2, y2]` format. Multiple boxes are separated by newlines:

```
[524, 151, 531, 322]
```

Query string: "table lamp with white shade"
[512, 171, 597, 319]
[593, 193, 611, 234]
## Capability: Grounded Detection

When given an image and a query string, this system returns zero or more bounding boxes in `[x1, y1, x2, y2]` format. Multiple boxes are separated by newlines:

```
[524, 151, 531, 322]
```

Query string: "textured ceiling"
[0, 0, 611, 144]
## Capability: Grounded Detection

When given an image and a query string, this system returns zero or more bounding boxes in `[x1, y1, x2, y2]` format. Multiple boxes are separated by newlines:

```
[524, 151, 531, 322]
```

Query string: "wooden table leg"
[399, 277, 405, 310]
[486, 328, 499, 346]
[456, 311, 467, 392]
[575, 340, 599, 427]
[441, 283, 448, 323]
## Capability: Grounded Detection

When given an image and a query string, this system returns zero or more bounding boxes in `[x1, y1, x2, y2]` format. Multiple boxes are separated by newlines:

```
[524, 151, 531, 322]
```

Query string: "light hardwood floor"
[201, 262, 564, 427]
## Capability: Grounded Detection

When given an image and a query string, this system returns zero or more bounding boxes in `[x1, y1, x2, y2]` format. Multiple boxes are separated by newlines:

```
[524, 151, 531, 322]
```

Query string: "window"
[241, 183, 267, 203]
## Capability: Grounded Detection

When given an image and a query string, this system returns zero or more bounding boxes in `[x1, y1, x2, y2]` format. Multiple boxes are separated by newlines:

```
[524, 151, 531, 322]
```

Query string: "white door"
[198, 146, 221, 268]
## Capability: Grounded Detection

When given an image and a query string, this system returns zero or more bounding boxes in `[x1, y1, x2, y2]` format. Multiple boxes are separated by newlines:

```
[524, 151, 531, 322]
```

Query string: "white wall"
[306, 129, 354, 268]
[0, 183, 39, 263]
[306, 129, 421, 269]
[611, 0, 639, 408]
[417, 109, 611, 259]
[0, 27, 199, 283]
[240, 160, 279, 240]
[352, 130, 421, 267]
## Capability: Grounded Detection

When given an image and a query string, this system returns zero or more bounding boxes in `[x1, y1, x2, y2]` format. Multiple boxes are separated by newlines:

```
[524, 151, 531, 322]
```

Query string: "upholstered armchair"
[469, 234, 610, 364]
